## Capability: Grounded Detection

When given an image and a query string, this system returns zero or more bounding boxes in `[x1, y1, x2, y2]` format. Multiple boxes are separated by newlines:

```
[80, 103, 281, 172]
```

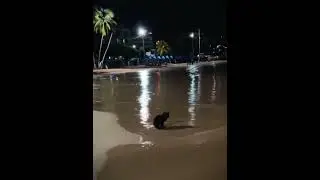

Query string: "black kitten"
[153, 112, 170, 129]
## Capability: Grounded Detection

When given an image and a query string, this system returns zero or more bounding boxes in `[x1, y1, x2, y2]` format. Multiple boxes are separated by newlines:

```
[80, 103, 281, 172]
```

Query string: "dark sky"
[93, 0, 226, 53]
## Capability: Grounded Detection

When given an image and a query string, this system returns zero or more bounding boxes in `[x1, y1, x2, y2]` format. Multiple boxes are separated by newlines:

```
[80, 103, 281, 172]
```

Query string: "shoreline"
[93, 62, 227, 179]
[98, 125, 227, 180]
[93, 111, 141, 174]
[93, 60, 227, 75]
[93, 110, 226, 180]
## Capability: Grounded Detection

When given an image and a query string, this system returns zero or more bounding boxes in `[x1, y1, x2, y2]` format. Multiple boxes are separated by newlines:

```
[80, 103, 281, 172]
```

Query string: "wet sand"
[93, 68, 155, 74]
[92, 61, 226, 75]
[94, 110, 227, 180]
[93, 64, 227, 180]
[94, 110, 226, 180]
[93, 111, 141, 173]
[98, 126, 226, 180]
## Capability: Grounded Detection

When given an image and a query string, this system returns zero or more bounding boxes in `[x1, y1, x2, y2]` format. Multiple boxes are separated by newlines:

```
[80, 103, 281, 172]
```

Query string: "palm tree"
[101, 29, 114, 67]
[93, 53, 97, 69]
[93, 8, 116, 68]
[156, 40, 170, 64]
[156, 40, 170, 56]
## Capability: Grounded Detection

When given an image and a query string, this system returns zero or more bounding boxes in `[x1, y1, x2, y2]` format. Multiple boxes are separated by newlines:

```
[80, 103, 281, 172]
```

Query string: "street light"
[189, 29, 201, 63]
[137, 26, 151, 65]
[132, 44, 136, 49]
[189, 32, 194, 38]
[137, 27, 147, 51]
[189, 32, 195, 58]
[138, 27, 147, 37]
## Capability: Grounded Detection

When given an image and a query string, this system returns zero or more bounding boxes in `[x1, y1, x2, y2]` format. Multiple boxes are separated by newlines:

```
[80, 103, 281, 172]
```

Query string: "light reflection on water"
[211, 74, 217, 102]
[137, 70, 153, 129]
[93, 64, 227, 134]
[187, 65, 201, 126]
[139, 136, 154, 148]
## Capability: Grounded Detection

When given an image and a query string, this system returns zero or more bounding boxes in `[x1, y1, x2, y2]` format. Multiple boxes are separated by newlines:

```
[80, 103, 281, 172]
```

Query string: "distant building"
[109, 26, 132, 46]
[130, 34, 154, 51]
[130, 22, 154, 51]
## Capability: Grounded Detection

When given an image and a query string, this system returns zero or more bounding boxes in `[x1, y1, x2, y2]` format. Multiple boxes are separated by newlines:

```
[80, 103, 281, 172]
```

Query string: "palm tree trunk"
[101, 32, 113, 69]
[98, 36, 104, 63]
[93, 54, 96, 69]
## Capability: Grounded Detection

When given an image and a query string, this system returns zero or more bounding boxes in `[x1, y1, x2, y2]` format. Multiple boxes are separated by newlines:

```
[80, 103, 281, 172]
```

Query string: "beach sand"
[93, 111, 227, 180]
[92, 61, 226, 75]
[93, 111, 141, 173]
[93, 68, 154, 74]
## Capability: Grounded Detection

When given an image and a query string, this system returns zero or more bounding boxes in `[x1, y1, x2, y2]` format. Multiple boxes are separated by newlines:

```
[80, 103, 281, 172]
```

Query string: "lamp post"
[198, 28, 200, 63]
[189, 29, 201, 63]
[189, 32, 195, 57]
[137, 27, 152, 65]
[137, 27, 147, 51]
[137, 27, 148, 65]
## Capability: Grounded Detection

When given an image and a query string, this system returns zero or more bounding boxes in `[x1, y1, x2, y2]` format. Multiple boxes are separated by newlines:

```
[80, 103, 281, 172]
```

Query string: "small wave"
[115, 101, 135, 104]
[183, 103, 224, 108]
[174, 126, 226, 145]
[190, 126, 225, 136]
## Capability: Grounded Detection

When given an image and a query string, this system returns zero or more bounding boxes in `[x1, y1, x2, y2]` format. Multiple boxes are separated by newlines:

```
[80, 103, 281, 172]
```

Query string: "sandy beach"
[93, 68, 154, 74]
[93, 111, 226, 180]
[100, 133, 226, 180]
[93, 62, 227, 180]
[93, 61, 226, 75]
[93, 111, 141, 173]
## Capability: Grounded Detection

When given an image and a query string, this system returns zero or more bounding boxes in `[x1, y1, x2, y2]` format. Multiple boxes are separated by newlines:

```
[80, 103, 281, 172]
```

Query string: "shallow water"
[93, 63, 227, 180]
[93, 65, 227, 134]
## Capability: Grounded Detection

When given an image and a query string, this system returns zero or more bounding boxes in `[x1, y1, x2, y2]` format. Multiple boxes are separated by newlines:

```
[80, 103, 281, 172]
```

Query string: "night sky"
[93, 0, 226, 54]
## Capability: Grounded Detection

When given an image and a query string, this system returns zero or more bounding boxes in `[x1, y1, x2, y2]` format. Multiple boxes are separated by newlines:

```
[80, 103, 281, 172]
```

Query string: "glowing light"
[189, 32, 194, 38]
[137, 27, 147, 37]
[138, 70, 153, 129]
[187, 65, 201, 126]
[211, 75, 217, 102]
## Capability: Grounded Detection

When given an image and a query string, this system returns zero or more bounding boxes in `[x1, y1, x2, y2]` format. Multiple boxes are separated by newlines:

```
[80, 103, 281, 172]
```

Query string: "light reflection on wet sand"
[93, 64, 227, 180]
[187, 65, 201, 126]
[137, 70, 153, 129]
